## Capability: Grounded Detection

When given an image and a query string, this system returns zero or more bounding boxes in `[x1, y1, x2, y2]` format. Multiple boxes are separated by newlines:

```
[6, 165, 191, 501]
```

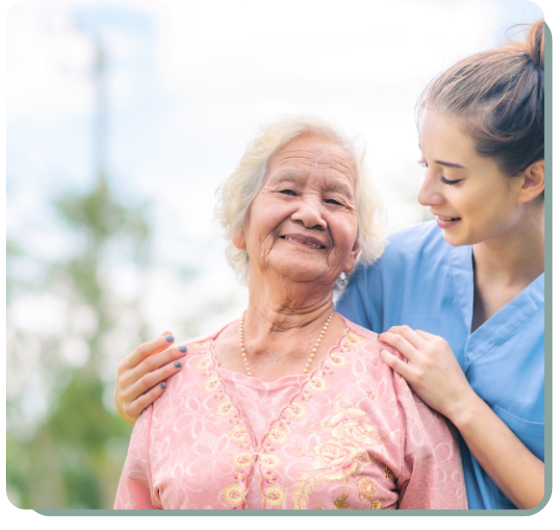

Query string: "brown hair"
[418, 19, 544, 181]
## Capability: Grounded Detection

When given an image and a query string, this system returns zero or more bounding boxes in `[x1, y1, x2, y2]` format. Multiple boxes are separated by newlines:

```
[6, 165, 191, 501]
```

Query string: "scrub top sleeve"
[114, 405, 158, 509]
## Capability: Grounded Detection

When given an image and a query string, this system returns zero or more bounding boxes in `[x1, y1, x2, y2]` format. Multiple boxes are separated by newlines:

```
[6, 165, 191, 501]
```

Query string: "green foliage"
[6, 173, 147, 509]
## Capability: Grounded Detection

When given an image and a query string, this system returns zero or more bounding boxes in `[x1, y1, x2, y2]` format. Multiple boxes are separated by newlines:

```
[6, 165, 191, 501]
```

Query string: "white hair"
[214, 115, 387, 285]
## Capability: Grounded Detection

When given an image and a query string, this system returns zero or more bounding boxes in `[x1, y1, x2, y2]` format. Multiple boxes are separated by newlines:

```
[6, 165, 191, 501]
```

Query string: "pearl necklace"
[239, 310, 334, 377]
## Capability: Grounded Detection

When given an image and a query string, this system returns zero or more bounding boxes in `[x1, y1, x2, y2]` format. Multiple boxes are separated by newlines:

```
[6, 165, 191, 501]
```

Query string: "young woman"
[113, 19, 545, 510]
[337, 19, 545, 510]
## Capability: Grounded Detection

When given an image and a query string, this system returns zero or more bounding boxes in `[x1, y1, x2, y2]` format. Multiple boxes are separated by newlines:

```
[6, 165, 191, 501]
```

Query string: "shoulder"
[383, 221, 447, 261]
[349, 221, 446, 279]
[177, 321, 236, 354]
[342, 317, 410, 370]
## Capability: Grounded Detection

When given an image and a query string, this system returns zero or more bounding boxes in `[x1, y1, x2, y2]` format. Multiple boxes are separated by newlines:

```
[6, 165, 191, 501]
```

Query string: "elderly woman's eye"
[280, 189, 296, 195]
[325, 198, 343, 206]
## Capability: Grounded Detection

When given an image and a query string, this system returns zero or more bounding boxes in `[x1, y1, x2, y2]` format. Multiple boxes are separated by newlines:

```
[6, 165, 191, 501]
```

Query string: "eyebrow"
[418, 145, 465, 169]
[434, 160, 465, 169]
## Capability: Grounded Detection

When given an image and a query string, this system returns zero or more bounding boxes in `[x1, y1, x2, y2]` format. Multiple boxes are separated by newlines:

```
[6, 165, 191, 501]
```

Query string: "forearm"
[450, 390, 544, 509]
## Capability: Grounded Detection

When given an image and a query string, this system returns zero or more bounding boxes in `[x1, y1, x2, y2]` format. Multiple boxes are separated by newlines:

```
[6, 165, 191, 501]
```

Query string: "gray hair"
[214, 115, 387, 285]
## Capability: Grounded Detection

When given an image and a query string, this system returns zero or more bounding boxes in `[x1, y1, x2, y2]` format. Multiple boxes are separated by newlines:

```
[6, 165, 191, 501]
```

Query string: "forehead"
[420, 110, 477, 159]
[267, 134, 357, 180]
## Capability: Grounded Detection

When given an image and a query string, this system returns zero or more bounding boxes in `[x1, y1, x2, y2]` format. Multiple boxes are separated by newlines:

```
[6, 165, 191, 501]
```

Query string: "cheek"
[332, 217, 358, 252]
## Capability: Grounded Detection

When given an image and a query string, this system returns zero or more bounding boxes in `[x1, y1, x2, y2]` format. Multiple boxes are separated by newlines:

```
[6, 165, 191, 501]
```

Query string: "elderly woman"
[114, 117, 467, 510]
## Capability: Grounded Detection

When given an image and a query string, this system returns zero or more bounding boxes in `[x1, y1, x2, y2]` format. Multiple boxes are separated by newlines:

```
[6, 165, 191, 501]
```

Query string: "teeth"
[285, 237, 322, 248]
[439, 216, 458, 221]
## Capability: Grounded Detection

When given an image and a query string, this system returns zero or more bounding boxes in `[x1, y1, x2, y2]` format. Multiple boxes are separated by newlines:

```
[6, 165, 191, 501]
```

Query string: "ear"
[518, 160, 545, 204]
[232, 227, 246, 250]
[342, 238, 360, 274]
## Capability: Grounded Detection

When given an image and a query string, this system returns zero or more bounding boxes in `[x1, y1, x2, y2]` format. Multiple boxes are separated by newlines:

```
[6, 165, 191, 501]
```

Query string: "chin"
[441, 230, 468, 247]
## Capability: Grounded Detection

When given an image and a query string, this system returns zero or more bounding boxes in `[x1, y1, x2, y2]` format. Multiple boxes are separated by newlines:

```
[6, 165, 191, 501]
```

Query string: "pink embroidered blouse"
[115, 318, 467, 510]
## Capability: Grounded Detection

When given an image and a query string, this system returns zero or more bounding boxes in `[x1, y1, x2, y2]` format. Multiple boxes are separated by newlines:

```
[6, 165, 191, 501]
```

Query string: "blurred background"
[6, 0, 544, 510]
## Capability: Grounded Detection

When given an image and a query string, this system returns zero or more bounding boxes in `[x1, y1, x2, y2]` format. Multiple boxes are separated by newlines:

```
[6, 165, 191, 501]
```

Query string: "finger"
[125, 356, 186, 404]
[126, 381, 169, 424]
[379, 348, 416, 382]
[378, 331, 421, 364]
[383, 325, 426, 350]
[118, 343, 187, 391]
[124, 332, 176, 370]
[414, 329, 437, 341]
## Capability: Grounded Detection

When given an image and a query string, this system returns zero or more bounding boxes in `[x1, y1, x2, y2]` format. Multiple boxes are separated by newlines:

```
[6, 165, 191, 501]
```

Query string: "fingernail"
[178, 345, 187, 353]
[174, 361, 182, 368]
[160, 383, 166, 389]
[166, 335, 174, 342]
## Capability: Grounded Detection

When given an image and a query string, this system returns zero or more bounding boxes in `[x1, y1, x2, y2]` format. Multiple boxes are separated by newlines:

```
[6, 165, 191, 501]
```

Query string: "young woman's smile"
[418, 110, 525, 247]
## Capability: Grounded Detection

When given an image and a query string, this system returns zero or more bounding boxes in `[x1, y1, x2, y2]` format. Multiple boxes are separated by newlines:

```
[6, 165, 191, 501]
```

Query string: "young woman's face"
[418, 110, 524, 247]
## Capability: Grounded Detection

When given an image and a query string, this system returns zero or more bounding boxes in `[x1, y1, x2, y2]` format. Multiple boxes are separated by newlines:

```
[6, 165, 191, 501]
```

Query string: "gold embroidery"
[234, 471, 247, 483]
[333, 493, 350, 510]
[263, 487, 285, 507]
[357, 476, 377, 504]
[268, 428, 288, 445]
[262, 469, 276, 484]
[229, 426, 251, 444]
[260, 454, 282, 469]
[287, 402, 307, 418]
[221, 484, 245, 507]
[308, 376, 329, 393]
[204, 377, 221, 393]
[344, 332, 364, 347]
[371, 500, 382, 510]
[384, 466, 393, 481]
[195, 356, 212, 371]
[329, 353, 347, 368]
[292, 394, 385, 509]
[192, 339, 211, 350]
[215, 401, 235, 417]
[231, 452, 253, 468]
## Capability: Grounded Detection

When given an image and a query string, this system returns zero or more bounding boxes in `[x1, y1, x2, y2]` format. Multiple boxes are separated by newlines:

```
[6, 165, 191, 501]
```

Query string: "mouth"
[279, 234, 327, 249]
[431, 210, 461, 222]
[437, 215, 461, 221]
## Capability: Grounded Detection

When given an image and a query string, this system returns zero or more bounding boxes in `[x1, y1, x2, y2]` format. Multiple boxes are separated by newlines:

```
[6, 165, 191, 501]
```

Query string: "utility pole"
[92, 32, 108, 179]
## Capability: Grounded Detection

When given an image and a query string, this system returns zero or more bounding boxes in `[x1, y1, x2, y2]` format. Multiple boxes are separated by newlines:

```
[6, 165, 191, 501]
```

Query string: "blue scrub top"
[336, 221, 544, 510]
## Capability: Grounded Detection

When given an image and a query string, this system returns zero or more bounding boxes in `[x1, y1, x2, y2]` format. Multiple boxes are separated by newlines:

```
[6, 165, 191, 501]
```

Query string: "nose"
[291, 197, 327, 230]
[417, 171, 445, 207]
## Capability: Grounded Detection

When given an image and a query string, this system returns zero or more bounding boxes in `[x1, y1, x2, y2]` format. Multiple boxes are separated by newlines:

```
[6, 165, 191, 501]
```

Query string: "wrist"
[445, 386, 482, 431]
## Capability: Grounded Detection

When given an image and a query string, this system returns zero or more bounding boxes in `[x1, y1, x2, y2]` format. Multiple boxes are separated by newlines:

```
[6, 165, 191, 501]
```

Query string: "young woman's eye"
[418, 159, 428, 168]
[438, 176, 462, 185]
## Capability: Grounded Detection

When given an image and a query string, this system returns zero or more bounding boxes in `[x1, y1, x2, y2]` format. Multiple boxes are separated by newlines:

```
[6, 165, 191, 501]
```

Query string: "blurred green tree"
[6, 173, 151, 509]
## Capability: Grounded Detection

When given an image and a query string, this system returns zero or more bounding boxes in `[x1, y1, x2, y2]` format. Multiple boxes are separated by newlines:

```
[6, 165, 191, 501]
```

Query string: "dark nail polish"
[178, 345, 187, 353]
[160, 383, 166, 389]
[174, 361, 182, 368]
[165, 335, 174, 342]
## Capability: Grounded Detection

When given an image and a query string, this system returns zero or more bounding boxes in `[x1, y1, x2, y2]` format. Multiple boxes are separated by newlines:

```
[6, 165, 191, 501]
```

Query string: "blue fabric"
[336, 220, 544, 510]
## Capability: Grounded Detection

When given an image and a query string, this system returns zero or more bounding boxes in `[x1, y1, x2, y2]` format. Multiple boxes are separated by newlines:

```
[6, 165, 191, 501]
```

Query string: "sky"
[6, 0, 546, 347]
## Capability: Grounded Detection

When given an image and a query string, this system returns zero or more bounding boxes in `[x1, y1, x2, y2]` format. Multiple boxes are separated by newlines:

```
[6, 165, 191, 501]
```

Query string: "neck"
[472, 216, 544, 287]
[238, 267, 339, 367]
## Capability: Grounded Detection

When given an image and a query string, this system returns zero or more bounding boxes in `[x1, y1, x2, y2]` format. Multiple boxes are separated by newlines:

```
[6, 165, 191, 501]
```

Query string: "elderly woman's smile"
[116, 116, 468, 510]
[234, 134, 360, 285]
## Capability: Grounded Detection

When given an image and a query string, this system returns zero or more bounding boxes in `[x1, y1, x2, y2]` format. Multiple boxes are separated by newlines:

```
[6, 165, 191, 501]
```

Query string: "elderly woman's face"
[234, 134, 360, 285]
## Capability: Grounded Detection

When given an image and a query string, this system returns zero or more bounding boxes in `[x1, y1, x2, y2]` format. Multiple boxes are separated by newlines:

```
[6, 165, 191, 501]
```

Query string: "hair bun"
[526, 18, 544, 67]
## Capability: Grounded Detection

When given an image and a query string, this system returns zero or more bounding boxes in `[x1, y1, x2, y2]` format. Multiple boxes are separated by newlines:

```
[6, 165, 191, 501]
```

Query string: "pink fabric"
[115, 318, 467, 510]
